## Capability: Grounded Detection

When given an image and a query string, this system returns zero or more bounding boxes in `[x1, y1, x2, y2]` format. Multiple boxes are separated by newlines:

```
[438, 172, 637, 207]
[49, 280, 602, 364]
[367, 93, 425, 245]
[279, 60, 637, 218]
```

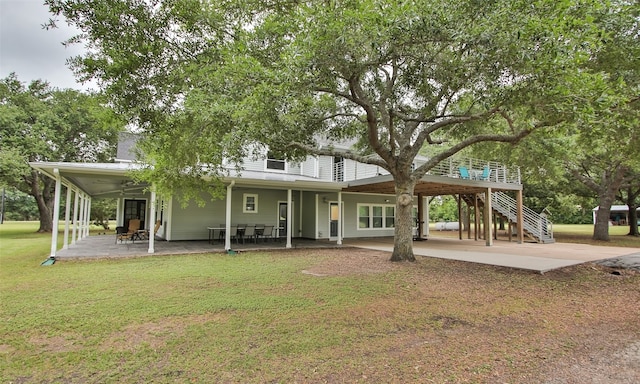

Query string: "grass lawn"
[1, 222, 639, 383]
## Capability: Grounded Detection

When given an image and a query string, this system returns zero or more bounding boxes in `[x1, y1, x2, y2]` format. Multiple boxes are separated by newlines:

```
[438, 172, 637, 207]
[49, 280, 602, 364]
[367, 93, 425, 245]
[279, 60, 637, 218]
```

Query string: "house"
[592, 205, 640, 225]
[31, 135, 553, 258]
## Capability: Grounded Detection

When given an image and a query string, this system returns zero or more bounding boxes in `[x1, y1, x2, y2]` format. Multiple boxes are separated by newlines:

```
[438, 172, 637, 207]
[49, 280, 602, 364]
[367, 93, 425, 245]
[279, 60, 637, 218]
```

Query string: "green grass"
[553, 223, 640, 247]
[1, 221, 639, 383]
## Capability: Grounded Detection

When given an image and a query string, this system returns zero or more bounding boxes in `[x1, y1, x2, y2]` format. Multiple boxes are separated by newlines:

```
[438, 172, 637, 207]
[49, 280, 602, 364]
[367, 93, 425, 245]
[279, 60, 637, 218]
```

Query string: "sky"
[0, 0, 94, 91]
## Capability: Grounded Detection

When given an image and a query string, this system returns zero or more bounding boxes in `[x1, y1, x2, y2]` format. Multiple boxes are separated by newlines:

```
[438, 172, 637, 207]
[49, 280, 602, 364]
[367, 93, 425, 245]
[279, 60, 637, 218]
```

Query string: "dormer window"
[266, 151, 286, 171]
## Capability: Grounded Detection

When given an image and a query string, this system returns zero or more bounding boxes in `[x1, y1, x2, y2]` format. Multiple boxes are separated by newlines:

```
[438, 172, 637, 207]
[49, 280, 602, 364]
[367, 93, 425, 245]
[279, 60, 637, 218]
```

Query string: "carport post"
[148, 188, 156, 254]
[224, 181, 234, 250]
[337, 191, 342, 245]
[63, 186, 72, 249]
[50, 169, 62, 257]
[72, 190, 79, 245]
[77, 194, 85, 242]
[286, 189, 292, 248]
[84, 198, 91, 238]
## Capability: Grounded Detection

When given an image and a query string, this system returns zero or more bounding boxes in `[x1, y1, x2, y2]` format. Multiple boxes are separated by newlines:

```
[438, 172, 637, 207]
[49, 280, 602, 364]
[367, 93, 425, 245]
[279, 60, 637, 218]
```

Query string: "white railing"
[428, 157, 521, 184]
[337, 155, 521, 185]
[484, 191, 554, 243]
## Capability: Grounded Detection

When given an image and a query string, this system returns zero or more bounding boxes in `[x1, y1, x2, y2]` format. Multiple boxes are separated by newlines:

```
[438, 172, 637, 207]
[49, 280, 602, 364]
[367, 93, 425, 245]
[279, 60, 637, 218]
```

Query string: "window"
[358, 205, 370, 228]
[372, 206, 383, 228]
[266, 151, 286, 171]
[243, 194, 258, 213]
[358, 204, 397, 229]
[385, 206, 395, 228]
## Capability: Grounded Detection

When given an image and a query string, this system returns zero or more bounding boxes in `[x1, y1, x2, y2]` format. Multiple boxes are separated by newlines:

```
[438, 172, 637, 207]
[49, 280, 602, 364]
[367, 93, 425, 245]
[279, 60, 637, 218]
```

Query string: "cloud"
[0, 0, 94, 90]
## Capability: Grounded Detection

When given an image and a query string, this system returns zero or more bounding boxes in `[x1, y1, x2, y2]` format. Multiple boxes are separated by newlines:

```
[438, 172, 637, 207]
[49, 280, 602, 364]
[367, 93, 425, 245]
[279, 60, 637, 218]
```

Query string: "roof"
[29, 161, 345, 197]
[592, 205, 640, 212]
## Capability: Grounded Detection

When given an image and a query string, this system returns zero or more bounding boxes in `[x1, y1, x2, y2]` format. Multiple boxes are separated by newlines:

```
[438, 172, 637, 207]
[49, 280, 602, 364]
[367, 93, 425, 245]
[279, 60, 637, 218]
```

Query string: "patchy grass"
[1, 222, 639, 383]
[553, 224, 640, 248]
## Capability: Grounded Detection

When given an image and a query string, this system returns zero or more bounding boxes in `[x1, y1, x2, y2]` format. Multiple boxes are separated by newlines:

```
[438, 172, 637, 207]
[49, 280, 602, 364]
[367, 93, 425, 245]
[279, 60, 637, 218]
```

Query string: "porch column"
[516, 189, 524, 244]
[77, 194, 85, 242]
[337, 191, 342, 245]
[116, 198, 122, 227]
[63, 186, 72, 249]
[224, 181, 234, 250]
[484, 188, 493, 246]
[84, 197, 92, 237]
[72, 189, 79, 245]
[424, 195, 430, 238]
[49, 169, 62, 258]
[286, 189, 292, 249]
[148, 188, 157, 254]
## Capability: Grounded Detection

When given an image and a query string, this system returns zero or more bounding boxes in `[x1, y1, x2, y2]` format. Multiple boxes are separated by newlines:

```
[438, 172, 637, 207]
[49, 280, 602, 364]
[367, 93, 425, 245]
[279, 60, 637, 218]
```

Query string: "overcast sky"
[0, 0, 94, 91]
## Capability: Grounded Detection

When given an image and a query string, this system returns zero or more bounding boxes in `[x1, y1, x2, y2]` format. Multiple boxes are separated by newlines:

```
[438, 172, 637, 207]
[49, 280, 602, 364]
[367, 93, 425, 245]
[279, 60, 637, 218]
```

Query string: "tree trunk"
[593, 191, 617, 241]
[627, 202, 639, 237]
[391, 178, 416, 262]
[30, 172, 55, 233]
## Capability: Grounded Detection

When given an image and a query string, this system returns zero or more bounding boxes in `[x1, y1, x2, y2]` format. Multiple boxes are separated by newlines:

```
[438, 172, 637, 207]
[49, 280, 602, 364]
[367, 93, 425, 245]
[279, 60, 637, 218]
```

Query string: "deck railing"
[334, 156, 521, 185]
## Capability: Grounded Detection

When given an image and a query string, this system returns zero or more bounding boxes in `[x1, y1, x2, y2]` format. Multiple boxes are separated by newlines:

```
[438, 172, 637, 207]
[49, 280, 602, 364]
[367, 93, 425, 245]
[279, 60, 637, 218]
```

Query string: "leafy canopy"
[47, 0, 612, 204]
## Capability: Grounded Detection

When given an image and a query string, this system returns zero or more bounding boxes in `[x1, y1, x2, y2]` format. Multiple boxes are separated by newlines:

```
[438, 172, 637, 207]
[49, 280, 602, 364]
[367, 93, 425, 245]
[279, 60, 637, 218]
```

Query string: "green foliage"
[0, 74, 124, 231]
[47, 0, 612, 187]
[0, 188, 38, 221]
[428, 196, 460, 222]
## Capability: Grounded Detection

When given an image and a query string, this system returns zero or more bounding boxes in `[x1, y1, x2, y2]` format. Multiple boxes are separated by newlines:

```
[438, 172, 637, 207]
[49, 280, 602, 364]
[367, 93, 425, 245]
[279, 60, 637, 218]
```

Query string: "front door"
[278, 202, 287, 239]
[124, 199, 146, 230]
[329, 202, 339, 239]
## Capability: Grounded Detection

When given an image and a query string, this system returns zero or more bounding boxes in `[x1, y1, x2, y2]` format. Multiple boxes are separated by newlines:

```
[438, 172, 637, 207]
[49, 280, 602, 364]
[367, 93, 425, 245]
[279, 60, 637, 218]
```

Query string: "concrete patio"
[52, 233, 639, 274]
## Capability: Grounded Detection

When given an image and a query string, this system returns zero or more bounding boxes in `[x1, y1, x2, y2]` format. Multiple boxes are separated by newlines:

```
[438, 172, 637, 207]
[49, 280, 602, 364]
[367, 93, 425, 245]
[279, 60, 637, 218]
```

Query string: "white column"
[77, 194, 85, 242]
[84, 197, 92, 237]
[72, 190, 79, 245]
[337, 191, 343, 245]
[116, 198, 122, 227]
[63, 186, 72, 249]
[286, 189, 292, 248]
[148, 188, 157, 254]
[424, 196, 430, 238]
[225, 182, 234, 250]
[49, 169, 62, 258]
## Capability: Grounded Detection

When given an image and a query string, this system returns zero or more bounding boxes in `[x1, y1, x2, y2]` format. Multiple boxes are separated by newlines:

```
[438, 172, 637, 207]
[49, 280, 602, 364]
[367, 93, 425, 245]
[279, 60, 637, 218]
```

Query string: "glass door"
[124, 199, 146, 230]
[329, 202, 339, 239]
[278, 202, 287, 239]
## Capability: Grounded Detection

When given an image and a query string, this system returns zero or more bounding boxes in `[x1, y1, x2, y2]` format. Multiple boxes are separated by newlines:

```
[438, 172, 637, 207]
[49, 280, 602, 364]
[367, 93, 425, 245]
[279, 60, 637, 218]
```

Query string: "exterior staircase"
[464, 191, 555, 244]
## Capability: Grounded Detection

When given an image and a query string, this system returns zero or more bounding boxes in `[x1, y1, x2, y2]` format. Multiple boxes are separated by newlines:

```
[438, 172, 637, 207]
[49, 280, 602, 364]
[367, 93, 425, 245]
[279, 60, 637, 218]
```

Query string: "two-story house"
[31, 134, 552, 258]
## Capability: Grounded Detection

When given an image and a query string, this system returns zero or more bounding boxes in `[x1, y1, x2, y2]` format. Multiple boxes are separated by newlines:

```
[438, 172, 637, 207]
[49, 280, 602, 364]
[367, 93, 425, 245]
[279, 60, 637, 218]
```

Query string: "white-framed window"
[266, 151, 286, 171]
[358, 203, 396, 229]
[243, 193, 258, 213]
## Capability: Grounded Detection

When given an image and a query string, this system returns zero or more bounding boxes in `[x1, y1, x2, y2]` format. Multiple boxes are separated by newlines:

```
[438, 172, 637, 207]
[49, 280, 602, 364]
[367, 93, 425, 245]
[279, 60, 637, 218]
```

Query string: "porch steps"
[463, 192, 555, 244]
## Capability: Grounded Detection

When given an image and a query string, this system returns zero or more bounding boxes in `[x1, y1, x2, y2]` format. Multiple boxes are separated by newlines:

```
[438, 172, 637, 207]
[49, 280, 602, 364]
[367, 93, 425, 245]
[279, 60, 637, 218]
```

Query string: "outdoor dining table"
[206, 227, 225, 244]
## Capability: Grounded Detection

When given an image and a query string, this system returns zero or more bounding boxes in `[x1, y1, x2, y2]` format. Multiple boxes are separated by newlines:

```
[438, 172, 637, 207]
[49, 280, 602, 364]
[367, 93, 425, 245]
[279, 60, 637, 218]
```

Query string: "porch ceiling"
[343, 174, 522, 196]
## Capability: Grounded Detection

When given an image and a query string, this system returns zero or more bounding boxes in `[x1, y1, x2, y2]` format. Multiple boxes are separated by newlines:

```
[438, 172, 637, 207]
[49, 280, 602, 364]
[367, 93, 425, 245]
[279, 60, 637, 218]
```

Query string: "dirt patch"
[99, 313, 229, 352]
[300, 247, 402, 277]
[299, 248, 640, 383]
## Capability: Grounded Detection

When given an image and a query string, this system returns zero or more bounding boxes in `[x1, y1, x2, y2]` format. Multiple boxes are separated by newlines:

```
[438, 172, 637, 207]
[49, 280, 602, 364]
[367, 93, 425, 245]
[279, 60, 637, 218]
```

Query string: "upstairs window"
[266, 151, 286, 171]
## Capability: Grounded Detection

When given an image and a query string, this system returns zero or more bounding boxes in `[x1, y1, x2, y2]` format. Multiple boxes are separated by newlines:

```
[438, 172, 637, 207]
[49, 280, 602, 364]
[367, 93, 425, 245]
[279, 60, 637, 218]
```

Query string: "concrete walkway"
[347, 237, 640, 273]
[53, 234, 639, 273]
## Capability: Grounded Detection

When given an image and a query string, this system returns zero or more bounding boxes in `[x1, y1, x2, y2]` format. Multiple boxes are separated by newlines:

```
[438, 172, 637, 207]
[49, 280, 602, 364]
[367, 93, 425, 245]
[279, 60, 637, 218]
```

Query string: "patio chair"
[243, 225, 256, 243]
[117, 219, 141, 243]
[480, 166, 491, 181]
[141, 220, 161, 240]
[259, 225, 274, 242]
[459, 166, 470, 179]
[114, 226, 127, 244]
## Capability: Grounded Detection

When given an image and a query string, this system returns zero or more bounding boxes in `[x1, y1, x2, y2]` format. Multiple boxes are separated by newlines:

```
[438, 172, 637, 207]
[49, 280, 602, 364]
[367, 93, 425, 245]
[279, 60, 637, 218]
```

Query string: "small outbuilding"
[592, 205, 640, 225]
